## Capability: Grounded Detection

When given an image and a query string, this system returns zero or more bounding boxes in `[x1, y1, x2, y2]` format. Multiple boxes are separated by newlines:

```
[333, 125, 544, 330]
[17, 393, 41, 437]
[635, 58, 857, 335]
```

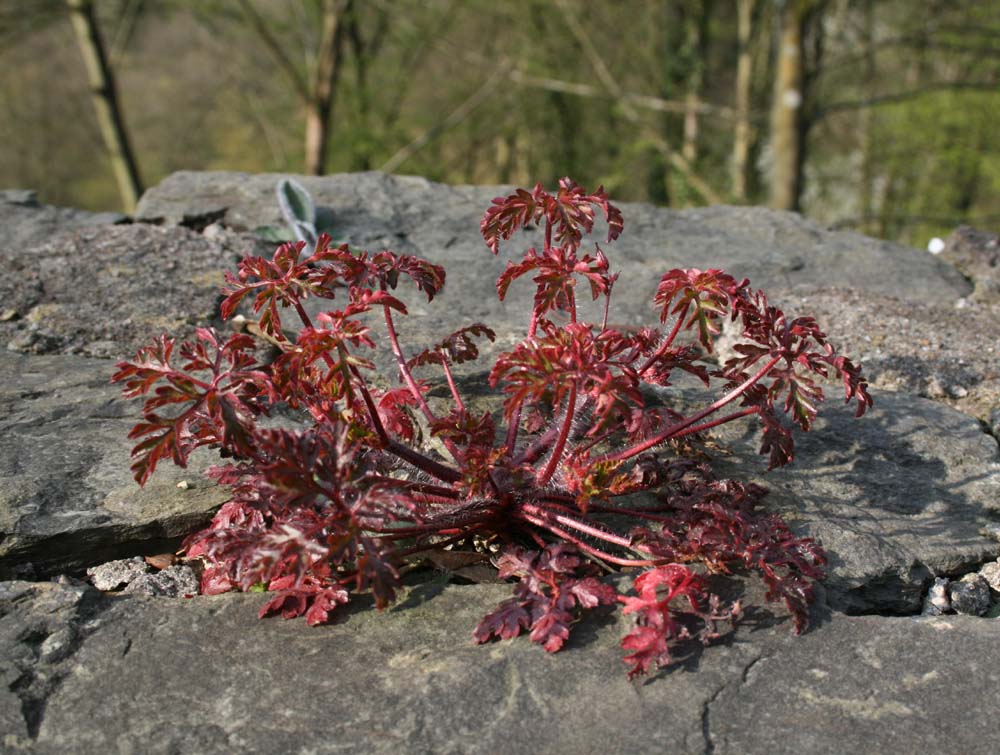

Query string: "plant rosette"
[113, 178, 871, 678]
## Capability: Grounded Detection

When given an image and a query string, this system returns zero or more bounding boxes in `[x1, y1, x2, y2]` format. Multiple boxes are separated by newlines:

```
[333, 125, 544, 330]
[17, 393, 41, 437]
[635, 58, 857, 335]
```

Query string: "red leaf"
[473, 598, 532, 643]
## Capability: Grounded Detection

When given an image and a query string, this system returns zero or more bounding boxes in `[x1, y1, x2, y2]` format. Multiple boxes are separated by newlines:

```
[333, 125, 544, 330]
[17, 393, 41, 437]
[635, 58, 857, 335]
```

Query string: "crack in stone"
[700, 683, 725, 755]
[701, 653, 766, 755]
[5, 585, 109, 741]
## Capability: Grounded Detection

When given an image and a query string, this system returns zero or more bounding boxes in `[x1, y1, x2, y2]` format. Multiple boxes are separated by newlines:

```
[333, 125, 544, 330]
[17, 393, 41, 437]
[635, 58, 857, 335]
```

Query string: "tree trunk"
[732, 0, 755, 201]
[682, 1, 712, 164]
[66, 0, 143, 212]
[769, 0, 811, 211]
[857, 0, 875, 234]
[304, 0, 348, 176]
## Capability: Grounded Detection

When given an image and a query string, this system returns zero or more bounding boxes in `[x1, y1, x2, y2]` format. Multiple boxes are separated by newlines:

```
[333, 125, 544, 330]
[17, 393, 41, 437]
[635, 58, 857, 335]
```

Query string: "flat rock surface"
[0, 352, 229, 579]
[136, 170, 970, 321]
[0, 190, 125, 254]
[2, 173, 998, 753]
[708, 391, 1000, 612]
[0, 223, 263, 359]
[2, 578, 996, 754]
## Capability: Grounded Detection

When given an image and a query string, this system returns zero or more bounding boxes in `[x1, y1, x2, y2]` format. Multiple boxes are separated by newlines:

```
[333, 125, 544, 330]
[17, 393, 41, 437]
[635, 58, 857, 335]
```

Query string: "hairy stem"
[440, 358, 465, 412]
[638, 302, 691, 375]
[380, 298, 462, 461]
[537, 383, 577, 485]
[604, 354, 781, 463]
[519, 502, 633, 548]
[518, 513, 658, 567]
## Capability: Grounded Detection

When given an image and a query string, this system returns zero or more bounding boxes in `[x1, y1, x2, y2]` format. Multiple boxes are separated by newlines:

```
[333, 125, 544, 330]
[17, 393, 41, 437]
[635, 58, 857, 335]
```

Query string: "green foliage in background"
[0, 0, 997, 247]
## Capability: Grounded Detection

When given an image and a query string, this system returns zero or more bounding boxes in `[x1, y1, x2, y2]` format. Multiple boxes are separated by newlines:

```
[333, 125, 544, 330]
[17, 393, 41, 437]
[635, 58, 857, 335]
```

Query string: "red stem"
[387, 440, 462, 483]
[537, 383, 577, 485]
[519, 502, 633, 548]
[382, 301, 435, 422]
[638, 302, 690, 375]
[518, 513, 658, 567]
[440, 358, 465, 412]
[381, 298, 462, 461]
[668, 407, 760, 439]
[602, 354, 781, 463]
[365, 478, 461, 500]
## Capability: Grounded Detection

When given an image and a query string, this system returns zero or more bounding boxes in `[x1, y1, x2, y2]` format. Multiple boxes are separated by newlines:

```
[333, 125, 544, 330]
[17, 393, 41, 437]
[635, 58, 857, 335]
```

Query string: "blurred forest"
[1, 0, 998, 246]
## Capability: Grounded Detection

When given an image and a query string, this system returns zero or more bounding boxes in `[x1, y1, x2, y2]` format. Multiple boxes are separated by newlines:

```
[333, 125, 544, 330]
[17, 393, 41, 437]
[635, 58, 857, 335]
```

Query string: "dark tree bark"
[66, 0, 143, 211]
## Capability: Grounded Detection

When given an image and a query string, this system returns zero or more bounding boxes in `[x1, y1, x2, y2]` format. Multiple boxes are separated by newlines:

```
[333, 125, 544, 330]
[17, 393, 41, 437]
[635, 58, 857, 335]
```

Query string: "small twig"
[381, 66, 505, 173]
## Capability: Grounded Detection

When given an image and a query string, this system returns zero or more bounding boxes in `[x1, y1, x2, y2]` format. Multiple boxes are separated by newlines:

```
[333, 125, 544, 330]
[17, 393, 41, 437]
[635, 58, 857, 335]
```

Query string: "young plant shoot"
[114, 179, 871, 677]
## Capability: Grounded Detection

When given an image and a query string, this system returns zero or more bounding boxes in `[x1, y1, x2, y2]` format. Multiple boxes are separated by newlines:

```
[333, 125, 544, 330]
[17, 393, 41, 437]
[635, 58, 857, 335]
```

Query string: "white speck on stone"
[928, 237, 946, 255]
[922, 577, 950, 615]
[176, 480, 190, 490]
[924, 376, 947, 399]
[948, 385, 968, 399]
[981, 524, 1000, 543]
[202, 223, 226, 242]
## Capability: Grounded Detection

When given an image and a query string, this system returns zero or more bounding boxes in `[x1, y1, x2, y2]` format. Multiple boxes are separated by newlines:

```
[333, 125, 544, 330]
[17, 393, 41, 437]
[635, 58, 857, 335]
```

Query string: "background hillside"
[2, 0, 997, 246]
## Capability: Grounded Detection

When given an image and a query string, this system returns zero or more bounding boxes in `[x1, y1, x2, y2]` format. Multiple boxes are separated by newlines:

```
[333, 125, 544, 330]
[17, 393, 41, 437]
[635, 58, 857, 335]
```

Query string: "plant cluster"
[113, 179, 871, 677]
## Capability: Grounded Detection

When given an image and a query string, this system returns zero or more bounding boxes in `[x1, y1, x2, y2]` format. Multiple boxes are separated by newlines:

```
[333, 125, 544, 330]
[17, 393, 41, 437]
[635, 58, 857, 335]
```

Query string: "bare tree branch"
[381, 67, 504, 174]
[236, 0, 311, 106]
[818, 80, 1000, 118]
[506, 69, 735, 118]
[550, 0, 722, 204]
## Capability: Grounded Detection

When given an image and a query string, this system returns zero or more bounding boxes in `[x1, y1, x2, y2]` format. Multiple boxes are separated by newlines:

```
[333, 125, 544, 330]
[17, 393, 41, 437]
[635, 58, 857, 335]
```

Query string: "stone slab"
[0, 223, 262, 359]
[135, 172, 971, 327]
[0, 190, 126, 254]
[709, 390, 1000, 613]
[2, 578, 996, 754]
[0, 352, 229, 579]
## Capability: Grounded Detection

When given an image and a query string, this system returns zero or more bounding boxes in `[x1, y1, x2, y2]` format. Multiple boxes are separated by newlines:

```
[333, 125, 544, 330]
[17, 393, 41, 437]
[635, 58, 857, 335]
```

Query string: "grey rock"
[86, 557, 149, 591]
[708, 613, 998, 754]
[0, 223, 265, 359]
[948, 573, 992, 616]
[941, 225, 1000, 302]
[990, 408, 1000, 439]
[0, 580, 101, 746]
[122, 565, 198, 597]
[978, 560, 1000, 596]
[921, 577, 950, 616]
[136, 171, 970, 318]
[0, 579, 988, 754]
[710, 391, 1000, 613]
[0, 190, 126, 256]
[0, 351, 230, 579]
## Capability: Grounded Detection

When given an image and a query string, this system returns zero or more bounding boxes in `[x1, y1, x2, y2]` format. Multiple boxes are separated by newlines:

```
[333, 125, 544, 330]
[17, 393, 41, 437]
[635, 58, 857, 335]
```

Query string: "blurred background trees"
[1, 0, 996, 246]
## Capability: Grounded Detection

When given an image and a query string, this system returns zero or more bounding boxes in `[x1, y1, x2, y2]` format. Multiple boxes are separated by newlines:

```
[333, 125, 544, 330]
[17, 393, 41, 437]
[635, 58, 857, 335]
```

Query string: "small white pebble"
[176, 480, 190, 490]
[928, 237, 946, 255]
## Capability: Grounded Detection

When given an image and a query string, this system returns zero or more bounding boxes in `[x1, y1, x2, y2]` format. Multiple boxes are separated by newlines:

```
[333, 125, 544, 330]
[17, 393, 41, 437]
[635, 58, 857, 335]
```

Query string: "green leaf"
[277, 178, 317, 246]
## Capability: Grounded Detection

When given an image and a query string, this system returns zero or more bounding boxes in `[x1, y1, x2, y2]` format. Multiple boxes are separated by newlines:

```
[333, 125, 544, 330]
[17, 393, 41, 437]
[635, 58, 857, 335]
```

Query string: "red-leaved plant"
[113, 179, 871, 678]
